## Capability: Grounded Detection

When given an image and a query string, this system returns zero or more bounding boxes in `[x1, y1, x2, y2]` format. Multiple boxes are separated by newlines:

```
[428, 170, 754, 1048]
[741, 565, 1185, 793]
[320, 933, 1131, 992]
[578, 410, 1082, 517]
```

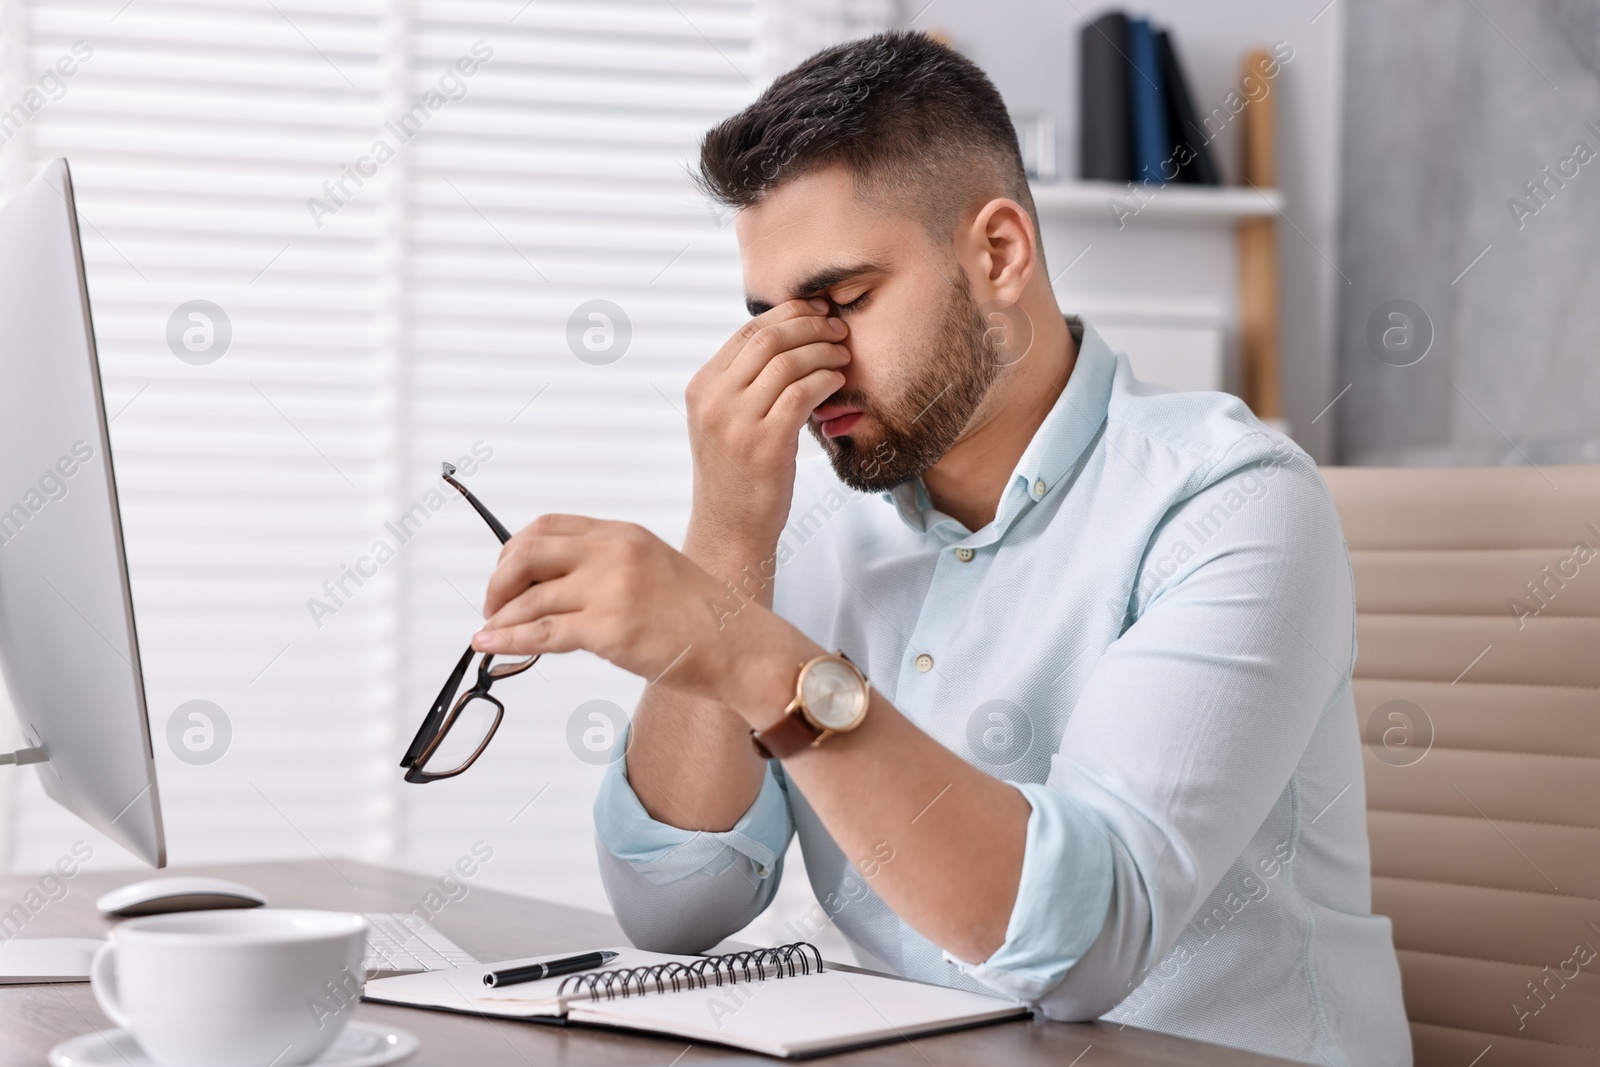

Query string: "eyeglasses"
[400, 463, 537, 784]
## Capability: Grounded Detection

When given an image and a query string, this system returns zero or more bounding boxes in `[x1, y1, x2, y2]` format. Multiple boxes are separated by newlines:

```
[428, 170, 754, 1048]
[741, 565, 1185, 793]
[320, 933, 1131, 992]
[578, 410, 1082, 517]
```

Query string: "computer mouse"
[96, 876, 268, 918]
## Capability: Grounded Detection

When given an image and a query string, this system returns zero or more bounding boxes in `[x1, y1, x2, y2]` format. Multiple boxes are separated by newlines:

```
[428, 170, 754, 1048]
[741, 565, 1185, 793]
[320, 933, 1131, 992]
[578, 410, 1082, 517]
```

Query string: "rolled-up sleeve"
[945, 781, 1115, 998]
[593, 733, 795, 953]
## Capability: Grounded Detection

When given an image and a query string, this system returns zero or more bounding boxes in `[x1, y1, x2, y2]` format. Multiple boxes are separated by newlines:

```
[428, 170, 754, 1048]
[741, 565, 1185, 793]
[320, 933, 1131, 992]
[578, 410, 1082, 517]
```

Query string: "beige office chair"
[1324, 466, 1600, 1067]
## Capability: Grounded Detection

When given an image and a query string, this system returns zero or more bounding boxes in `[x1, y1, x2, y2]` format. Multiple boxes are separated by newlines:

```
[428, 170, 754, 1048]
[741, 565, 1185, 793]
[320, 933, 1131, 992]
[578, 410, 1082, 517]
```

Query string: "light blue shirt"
[593, 321, 1411, 1066]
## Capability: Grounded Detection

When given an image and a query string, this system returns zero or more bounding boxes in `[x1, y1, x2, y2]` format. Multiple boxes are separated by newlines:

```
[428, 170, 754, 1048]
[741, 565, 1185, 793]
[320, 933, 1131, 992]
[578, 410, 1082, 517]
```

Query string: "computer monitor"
[0, 158, 165, 871]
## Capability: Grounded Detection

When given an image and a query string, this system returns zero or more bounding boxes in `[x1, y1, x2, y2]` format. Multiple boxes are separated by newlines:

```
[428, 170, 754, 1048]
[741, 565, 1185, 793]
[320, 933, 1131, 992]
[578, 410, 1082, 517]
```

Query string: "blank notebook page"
[565, 968, 1027, 1058]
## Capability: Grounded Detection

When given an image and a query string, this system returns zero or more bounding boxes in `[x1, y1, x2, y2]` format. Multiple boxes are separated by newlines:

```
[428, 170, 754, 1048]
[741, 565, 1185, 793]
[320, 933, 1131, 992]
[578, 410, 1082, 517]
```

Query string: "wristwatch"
[751, 652, 870, 759]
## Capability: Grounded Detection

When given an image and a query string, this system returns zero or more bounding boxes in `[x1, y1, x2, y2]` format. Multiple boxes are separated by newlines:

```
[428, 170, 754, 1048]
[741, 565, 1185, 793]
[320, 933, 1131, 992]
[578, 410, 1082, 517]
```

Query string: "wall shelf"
[1029, 181, 1285, 401]
[1030, 181, 1283, 224]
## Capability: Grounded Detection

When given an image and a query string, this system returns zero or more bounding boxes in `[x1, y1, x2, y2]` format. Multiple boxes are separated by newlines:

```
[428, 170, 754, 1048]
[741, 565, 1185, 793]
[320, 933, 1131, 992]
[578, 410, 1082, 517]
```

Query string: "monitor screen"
[0, 158, 164, 867]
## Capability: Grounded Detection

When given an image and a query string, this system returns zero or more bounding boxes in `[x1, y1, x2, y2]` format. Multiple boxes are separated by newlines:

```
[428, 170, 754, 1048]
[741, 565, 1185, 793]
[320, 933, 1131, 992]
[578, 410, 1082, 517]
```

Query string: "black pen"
[483, 950, 619, 988]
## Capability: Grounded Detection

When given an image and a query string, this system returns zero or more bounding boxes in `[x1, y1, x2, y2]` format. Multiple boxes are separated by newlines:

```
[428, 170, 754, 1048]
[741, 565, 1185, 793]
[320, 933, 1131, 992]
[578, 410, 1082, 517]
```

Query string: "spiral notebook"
[362, 941, 1028, 1058]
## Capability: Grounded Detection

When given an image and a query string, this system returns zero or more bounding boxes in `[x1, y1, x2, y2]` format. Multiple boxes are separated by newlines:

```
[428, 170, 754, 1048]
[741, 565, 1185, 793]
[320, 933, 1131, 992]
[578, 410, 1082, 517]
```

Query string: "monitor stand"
[0, 938, 103, 984]
[0, 748, 103, 982]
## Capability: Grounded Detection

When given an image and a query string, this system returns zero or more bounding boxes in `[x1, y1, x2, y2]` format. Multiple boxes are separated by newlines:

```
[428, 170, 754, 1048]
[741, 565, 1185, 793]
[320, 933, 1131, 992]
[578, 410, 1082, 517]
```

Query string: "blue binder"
[1127, 18, 1170, 185]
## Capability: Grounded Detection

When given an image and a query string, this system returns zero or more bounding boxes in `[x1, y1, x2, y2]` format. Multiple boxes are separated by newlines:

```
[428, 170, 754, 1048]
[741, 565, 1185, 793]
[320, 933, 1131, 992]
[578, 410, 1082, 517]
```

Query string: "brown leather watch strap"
[751, 707, 823, 760]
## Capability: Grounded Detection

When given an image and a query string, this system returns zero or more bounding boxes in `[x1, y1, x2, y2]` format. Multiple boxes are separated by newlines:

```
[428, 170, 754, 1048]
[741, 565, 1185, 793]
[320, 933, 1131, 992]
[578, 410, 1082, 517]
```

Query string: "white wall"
[920, 0, 1346, 461]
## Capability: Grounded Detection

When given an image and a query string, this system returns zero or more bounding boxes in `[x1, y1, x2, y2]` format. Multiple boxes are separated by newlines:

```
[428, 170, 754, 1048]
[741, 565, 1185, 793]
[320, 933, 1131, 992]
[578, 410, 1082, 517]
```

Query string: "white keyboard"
[360, 912, 478, 977]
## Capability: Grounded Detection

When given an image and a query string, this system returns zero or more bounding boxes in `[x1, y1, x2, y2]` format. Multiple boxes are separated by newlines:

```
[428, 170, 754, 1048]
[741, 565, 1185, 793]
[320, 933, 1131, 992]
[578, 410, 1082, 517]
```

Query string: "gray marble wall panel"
[1338, 0, 1600, 466]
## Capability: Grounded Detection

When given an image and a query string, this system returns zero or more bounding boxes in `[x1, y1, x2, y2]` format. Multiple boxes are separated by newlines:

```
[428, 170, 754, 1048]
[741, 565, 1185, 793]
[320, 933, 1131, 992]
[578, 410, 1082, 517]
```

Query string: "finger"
[483, 575, 586, 632]
[495, 514, 621, 570]
[728, 313, 848, 389]
[507, 514, 598, 542]
[472, 613, 584, 658]
[768, 367, 848, 431]
[482, 536, 589, 618]
[747, 339, 851, 414]
[707, 297, 830, 376]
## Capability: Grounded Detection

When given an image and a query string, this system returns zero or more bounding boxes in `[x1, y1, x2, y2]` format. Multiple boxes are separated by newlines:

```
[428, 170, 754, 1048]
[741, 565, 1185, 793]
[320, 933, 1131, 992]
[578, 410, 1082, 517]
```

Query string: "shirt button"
[756, 864, 770, 877]
[914, 653, 934, 673]
[1032, 478, 1048, 498]
[955, 547, 974, 562]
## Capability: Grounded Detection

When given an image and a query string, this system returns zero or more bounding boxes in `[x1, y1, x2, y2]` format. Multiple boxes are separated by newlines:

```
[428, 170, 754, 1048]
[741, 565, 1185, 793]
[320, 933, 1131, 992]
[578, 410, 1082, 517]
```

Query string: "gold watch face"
[800, 657, 868, 731]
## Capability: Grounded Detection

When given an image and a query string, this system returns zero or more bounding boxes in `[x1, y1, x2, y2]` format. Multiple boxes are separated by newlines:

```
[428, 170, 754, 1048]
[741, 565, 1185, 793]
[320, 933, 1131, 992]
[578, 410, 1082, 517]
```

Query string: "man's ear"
[967, 197, 1037, 307]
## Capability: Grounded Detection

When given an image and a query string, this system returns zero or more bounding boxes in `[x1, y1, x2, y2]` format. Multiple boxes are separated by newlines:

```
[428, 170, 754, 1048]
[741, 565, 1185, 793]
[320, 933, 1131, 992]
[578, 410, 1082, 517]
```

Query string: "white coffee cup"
[90, 908, 368, 1067]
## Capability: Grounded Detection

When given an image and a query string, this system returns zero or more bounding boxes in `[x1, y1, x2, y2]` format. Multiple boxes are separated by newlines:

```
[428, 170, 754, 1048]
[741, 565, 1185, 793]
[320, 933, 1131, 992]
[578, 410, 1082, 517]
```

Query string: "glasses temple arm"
[442, 472, 513, 544]
[401, 646, 477, 766]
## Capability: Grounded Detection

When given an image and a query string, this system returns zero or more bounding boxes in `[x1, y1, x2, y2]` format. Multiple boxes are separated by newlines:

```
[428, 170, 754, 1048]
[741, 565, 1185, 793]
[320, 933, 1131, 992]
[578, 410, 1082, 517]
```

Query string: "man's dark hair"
[696, 31, 1037, 241]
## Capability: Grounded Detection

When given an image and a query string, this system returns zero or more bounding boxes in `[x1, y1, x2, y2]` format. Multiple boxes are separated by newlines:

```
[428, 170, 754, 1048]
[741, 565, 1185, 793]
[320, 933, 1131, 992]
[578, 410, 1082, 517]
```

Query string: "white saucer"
[48, 1020, 418, 1067]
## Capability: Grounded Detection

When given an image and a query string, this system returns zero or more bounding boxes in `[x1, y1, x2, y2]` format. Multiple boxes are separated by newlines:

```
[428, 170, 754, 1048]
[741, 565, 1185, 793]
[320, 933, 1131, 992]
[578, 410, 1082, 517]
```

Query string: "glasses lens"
[420, 695, 502, 776]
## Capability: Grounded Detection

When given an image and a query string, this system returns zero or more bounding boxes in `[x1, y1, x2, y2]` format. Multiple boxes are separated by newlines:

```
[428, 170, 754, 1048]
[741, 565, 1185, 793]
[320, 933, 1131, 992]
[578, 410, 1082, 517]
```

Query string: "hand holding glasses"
[400, 463, 537, 783]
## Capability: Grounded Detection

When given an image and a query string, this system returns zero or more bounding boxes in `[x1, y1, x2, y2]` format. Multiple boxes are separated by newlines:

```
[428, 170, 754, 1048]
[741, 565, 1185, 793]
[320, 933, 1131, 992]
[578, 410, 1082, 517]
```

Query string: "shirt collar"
[884, 317, 1117, 543]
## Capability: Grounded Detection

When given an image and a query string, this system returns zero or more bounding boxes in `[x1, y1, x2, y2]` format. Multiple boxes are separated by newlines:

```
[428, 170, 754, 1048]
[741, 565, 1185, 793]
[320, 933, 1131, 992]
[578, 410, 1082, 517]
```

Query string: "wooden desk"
[0, 859, 1297, 1066]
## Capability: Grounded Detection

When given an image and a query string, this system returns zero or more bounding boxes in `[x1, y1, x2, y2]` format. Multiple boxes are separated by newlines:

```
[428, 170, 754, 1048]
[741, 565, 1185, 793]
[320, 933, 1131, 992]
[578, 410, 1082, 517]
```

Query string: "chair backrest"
[1323, 466, 1600, 1067]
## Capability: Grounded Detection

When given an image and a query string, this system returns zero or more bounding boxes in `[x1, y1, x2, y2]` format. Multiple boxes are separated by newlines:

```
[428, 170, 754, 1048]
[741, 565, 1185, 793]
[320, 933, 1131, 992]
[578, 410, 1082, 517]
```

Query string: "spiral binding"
[557, 941, 824, 1001]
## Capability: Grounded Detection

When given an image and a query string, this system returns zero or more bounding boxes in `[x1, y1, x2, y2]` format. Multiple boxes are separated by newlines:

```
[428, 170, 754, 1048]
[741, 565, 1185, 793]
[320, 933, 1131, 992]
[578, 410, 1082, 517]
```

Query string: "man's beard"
[809, 273, 1002, 494]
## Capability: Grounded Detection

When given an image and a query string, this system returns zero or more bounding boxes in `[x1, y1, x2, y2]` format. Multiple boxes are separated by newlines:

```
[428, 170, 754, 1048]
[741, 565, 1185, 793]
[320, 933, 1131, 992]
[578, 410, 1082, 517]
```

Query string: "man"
[472, 31, 1410, 1066]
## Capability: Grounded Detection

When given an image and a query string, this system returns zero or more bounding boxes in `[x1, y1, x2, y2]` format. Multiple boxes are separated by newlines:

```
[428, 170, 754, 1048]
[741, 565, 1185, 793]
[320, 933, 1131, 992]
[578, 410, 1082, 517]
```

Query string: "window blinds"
[394, 0, 768, 906]
[1, 0, 893, 924]
[0, 0, 902, 927]
[6, 0, 407, 876]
